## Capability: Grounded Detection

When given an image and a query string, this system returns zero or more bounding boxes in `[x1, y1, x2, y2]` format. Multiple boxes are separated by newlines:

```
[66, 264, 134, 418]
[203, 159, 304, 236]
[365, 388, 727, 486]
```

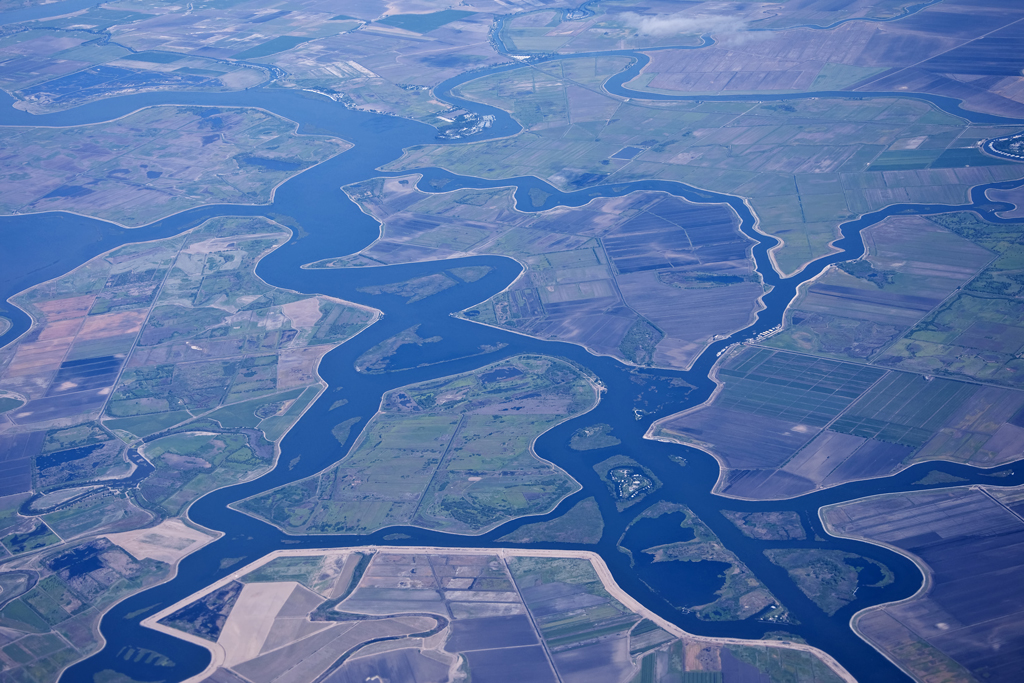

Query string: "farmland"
[0, 213, 375, 677]
[386, 56, 1024, 275]
[0, 537, 172, 681]
[872, 212, 1024, 388]
[0, 0, 513, 122]
[651, 345, 1024, 499]
[0, 106, 345, 226]
[147, 547, 848, 683]
[0, 216, 374, 516]
[766, 209, 1024, 392]
[238, 355, 597, 535]
[766, 214, 994, 363]
[320, 175, 763, 370]
[823, 484, 1024, 683]
[616, 1, 1024, 118]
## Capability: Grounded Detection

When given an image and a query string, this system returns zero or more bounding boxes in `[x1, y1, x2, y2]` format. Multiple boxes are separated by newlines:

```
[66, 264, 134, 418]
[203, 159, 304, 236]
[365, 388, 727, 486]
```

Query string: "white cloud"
[618, 11, 748, 38]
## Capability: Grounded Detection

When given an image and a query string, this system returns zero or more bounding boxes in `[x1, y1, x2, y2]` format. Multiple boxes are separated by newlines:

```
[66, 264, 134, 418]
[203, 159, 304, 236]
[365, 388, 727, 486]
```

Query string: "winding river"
[0, 42, 1022, 683]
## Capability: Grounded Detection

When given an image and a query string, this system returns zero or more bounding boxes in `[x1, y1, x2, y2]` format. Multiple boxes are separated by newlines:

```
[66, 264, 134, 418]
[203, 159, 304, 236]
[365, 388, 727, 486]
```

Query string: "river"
[0, 48, 1021, 683]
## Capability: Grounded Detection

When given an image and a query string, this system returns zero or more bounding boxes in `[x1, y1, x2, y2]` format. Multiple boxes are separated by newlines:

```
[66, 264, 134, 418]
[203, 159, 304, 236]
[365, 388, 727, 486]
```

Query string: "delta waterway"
[0, 53, 1022, 683]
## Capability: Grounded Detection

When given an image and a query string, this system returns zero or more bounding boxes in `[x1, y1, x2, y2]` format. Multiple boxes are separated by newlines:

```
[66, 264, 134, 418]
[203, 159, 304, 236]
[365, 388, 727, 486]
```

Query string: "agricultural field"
[0, 105, 345, 226]
[823, 484, 1024, 683]
[0, 537, 172, 681]
[871, 212, 1024, 388]
[148, 547, 848, 683]
[497, 2, 710, 55]
[0, 213, 372, 679]
[317, 175, 763, 370]
[619, 1, 1024, 118]
[766, 210, 1024, 392]
[632, 504, 790, 623]
[386, 56, 1024, 275]
[766, 214, 994, 362]
[0, 19, 265, 113]
[0, 215, 374, 503]
[650, 345, 1024, 499]
[0, 0, 517, 121]
[238, 355, 596, 535]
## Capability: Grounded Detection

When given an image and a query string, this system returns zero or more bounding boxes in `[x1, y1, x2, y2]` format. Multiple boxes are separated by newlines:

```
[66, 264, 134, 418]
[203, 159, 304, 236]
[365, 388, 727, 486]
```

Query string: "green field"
[830, 372, 977, 447]
[497, 497, 604, 544]
[239, 355, 597, 535]
[714, 348, 885, 427]
[387, 58, 1024, 275]
[0, 107, 342, 227]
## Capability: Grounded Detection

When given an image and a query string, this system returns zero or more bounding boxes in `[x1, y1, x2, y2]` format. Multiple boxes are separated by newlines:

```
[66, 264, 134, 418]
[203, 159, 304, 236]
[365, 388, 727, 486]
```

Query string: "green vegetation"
[727, 644, 845, 683]
[569, 423, 621, 451]
[377, 10, 475, 33]
[640, 505, 789, 623]
[354, 325, 442, 373]
[830, 372, 977, 447]
[0, 396, 24, 413]
[594, 455, 660, 511]
[357, 272, 457, 303]
[497, 497, 604, 544]
[0, 540, 169, 679]
[239, 355, 596, 535]
[242, 556, 323, 586]
[0, 107, 342, 227]
[2, 521, 60, 555]
[722, 511, 806, 541]
[141, 431, 267, 516]
[714, 347, 885, 427]
[159, 581, 243, 641]
[232, 35, 310, 59]
[336, 176, 760, 370]
[331, 417, 362, 447]
[912, 470, 969, 486]
[508, 555, 639, 649]
[388, 59, 1024, 275]
[2, 216, 373, 526]
[764, 548, 892, 616]
[656, 341, 1024, 498]
[620, 318, 664, 366]
[872, 212, 1024, 387]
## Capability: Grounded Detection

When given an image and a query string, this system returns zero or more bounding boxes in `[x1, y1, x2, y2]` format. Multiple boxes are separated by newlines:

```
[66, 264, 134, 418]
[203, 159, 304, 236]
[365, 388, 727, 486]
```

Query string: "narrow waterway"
[0, 48, 1020, 683]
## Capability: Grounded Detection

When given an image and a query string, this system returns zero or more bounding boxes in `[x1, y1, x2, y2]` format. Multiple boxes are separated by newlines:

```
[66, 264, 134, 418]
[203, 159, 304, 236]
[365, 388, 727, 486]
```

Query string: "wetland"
[0, 27, 1023, 683]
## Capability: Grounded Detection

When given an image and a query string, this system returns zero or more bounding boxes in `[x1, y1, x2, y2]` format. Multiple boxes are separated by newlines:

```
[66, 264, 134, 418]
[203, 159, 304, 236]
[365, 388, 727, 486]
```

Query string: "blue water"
[0, 45, 1020, 683]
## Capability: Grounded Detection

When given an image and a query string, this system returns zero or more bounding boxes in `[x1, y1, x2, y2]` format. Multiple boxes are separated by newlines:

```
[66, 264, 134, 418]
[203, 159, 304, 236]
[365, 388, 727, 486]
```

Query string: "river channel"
[0, 47, 1021, 683]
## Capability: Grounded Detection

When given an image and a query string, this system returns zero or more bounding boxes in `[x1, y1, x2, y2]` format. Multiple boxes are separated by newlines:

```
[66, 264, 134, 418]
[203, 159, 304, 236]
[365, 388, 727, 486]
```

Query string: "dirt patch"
[219, 581, 300, 666]
[105, 518, 216, 564]
[281, 297, 323, 330]
[185, 233, 286, 255]
[277, 345, 329, 390]
[37, 317, 86, 342]
[78, 309, 149, 340]
[5, 339, 73, 376]
[35, 295, 96, 321]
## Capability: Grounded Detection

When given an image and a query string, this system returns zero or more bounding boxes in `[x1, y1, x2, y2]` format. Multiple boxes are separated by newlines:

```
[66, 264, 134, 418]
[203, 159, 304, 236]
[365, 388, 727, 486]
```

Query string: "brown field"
[321, 176, 760, 369]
